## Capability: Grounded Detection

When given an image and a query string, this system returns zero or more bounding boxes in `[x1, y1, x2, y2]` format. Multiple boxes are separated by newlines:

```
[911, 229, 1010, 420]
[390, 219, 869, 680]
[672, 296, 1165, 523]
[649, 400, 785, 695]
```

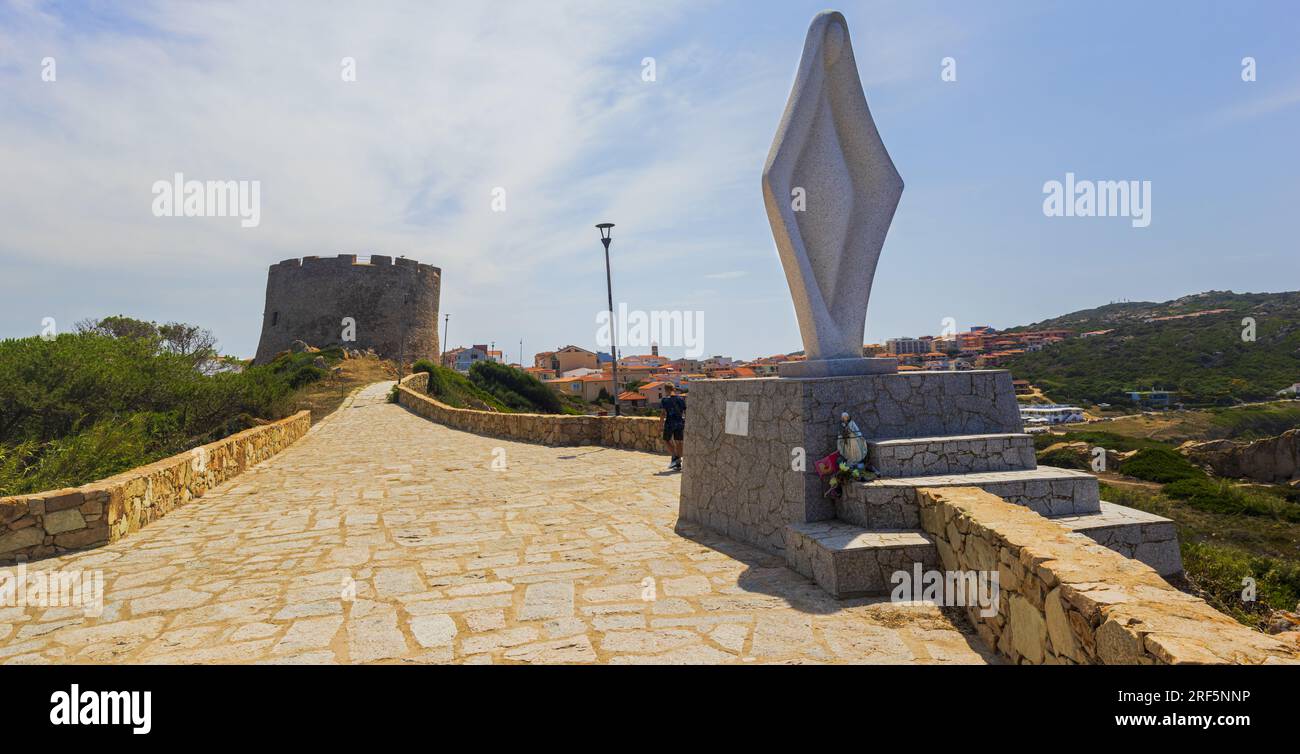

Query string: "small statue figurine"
[836, 411, 870, 468]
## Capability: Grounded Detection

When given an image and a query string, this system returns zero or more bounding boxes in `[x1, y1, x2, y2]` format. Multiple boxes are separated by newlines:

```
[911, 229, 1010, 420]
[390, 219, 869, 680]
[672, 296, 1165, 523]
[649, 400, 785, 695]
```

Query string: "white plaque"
[724, 401, 750, 437]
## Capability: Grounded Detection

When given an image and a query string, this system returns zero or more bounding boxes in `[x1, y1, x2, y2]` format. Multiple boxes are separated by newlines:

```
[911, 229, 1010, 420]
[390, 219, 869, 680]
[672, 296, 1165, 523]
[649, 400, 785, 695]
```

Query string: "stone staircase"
[784, 432, 1182, 598]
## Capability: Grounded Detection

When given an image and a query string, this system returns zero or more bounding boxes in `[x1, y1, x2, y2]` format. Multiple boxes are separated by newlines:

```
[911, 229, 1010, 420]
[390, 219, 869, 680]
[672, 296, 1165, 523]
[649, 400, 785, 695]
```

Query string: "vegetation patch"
[1035, 448, 1091, 470]
[1118, 447, 1206, 483]
[1005, 290, 1300, 406]
[1101, 483, 1300, 630]
[412, 360, 581, 415]
[1033, 429, 1168, 453]
[0, 317, 339, 496]
[411, 361, 511, 413]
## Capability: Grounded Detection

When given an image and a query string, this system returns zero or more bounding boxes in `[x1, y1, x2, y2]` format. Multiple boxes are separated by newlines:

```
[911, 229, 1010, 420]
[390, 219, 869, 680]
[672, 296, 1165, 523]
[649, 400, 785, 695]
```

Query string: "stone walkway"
[0, 382, 994, 664]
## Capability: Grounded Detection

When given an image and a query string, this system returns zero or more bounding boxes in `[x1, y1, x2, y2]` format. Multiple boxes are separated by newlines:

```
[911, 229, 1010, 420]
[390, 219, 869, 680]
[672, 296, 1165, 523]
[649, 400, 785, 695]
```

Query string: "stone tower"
[253, 254, 441, 365]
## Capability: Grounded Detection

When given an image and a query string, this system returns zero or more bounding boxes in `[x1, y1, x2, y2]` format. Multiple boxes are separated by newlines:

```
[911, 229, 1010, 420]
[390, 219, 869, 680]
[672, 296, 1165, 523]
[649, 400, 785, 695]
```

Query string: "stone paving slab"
[0, 382, 994, 665]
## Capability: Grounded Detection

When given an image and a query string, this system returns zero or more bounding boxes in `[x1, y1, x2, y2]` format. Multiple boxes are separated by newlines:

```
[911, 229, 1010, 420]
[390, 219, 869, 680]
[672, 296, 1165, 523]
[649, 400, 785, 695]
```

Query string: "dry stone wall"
[917, 486, 1297, 665]
[396, 373, 665, 453]
[0, 411, 311, 564]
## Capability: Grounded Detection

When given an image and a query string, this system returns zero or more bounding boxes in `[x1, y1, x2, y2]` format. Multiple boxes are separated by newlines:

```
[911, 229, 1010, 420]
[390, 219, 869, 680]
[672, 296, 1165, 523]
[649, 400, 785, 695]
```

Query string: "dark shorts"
[663, 424, 684, 442]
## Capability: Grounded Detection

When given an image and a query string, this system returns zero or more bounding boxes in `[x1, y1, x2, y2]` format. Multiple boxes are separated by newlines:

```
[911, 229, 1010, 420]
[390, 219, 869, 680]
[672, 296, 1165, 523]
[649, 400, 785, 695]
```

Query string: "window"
[271, 311, 279, 326]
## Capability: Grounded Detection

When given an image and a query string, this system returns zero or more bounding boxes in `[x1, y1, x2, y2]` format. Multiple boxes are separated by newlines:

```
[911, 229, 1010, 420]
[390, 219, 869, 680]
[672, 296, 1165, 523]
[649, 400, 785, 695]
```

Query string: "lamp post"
[596, 222, 620, 416]
[441, 313, 450, 367]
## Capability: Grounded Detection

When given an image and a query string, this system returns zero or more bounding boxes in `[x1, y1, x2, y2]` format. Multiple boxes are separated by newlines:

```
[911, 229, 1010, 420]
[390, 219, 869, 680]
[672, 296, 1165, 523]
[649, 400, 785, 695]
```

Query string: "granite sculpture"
[761, 10, 903, 377]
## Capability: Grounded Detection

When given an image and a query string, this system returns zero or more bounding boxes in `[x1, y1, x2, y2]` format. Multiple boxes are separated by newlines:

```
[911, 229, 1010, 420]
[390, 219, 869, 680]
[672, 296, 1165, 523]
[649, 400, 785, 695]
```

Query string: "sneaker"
[667, 458, 679, 470]
[671, 459, 682, 471]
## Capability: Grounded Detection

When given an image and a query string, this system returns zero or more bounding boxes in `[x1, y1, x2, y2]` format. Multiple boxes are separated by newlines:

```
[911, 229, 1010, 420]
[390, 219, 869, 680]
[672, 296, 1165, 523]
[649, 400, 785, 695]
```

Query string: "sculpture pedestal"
[778, 356, 897, 378]
[676, 370, 1022, 555]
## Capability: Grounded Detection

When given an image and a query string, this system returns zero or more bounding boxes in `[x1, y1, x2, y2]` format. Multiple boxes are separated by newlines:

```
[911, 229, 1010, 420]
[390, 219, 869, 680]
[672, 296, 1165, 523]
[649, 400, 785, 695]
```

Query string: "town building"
[1019, 405, 1086, 425]
[1125, 390, 1177, 408]
[536, 345, 598, 374]
[452, 345, 490, 372]
[885, 337, 929, 355]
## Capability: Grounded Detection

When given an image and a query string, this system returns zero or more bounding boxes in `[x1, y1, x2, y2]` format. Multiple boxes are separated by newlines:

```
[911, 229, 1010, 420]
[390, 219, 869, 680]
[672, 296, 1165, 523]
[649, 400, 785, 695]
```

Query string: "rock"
[0, 526, 43, 554]
[289, 340, 319, 354]
[1045, 587, 1081, 661]
[42, 508, 86, 535]
[1179, 429, 1300, 485]
[1009, 594, 1046, 664]
[312, 356, 327, 369]
[1265, 609, 1300, 635]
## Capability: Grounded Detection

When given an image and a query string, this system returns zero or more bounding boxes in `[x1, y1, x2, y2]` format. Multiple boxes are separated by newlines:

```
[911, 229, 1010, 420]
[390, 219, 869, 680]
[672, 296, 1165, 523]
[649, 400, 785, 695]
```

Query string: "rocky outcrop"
[1179, 429, 1300, 485]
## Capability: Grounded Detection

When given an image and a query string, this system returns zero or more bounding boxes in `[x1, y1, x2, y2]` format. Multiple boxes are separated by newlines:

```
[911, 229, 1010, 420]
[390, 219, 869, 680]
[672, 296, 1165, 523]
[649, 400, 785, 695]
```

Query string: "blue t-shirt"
[660, 395, 686, 427]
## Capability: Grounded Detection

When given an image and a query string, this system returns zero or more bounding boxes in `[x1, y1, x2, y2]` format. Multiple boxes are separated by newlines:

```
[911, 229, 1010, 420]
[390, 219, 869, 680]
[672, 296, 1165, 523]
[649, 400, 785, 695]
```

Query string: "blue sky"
[1, 0, 1298, 361]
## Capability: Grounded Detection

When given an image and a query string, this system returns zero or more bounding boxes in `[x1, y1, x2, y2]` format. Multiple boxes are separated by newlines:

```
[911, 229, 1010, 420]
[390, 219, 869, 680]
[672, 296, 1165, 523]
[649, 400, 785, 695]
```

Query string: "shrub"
[1119, 447, 1205, 484]
[414, 362, 510, 412]
[1036, 448, 1091, 470]
[0, 328, 338, 495]
[468, 361, 564, 414]
[1033, 430, 1168, 453]
[1163, 477, 1300, 522]
[1181, 541, 1300, 629]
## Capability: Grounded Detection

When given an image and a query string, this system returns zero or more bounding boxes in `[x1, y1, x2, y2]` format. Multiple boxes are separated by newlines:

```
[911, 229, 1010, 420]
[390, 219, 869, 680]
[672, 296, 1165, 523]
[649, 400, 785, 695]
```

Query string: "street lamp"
[441, 313, 450, 367]
[596, 222, 620, 416]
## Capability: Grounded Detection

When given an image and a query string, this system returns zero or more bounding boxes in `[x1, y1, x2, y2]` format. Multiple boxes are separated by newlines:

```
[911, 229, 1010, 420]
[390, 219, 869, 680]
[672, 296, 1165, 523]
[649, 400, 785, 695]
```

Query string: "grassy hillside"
[1102, 483, 1300, 630]
[1065, 402, 1300, 444]
[0, 320, 339, 496]
[1034, 429, 1300, 629]
[1004, 290, 1300, 406]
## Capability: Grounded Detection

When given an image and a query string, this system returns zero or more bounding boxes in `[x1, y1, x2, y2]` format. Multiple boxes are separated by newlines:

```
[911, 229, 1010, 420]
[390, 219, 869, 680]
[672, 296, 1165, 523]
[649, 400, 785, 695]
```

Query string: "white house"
[1019, 405, 1086, 425]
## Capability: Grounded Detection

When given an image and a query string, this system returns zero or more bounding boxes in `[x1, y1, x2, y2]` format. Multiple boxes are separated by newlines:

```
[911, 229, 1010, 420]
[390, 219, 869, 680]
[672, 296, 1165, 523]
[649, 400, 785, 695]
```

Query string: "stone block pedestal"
[676, 369, 1183, 598]
[676, 370, 1023, 555]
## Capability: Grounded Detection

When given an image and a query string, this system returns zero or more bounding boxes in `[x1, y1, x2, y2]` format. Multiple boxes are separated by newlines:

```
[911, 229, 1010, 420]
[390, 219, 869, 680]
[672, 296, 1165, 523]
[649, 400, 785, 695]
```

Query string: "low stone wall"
[917, 486, 1297, 664]
[0, 411, 311, 564]
[396, 373, 665, 453]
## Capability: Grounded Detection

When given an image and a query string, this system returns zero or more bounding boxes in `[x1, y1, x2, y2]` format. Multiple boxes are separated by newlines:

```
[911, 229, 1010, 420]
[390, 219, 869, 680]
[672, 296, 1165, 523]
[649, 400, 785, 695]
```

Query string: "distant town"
[440, 324, 1121, 419]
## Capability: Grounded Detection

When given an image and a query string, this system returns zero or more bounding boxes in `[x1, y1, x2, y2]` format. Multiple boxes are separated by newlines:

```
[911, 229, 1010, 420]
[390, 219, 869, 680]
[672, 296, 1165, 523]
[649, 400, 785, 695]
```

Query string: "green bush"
[468, 361, 564, 414]
[0, 329, 338, 496]
[1119, 447, 1205, 484]
[1163, 477, 1300, 522]
[1182, 541, 1300, 629]
[413, 362, 511, 413]
[1033, 430, 1168, 453]
[1035, 448, 1091, 470]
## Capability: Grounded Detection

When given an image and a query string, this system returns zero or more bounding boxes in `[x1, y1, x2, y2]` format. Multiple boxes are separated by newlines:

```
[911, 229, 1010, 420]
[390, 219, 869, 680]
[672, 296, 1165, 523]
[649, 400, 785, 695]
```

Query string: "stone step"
[868, 433, 1036, 478]
[1048, 502, 1183, 576]
[787, 503, 1182, 599]
[837, 466, 1101, 529]
[784, 521, 939, 599]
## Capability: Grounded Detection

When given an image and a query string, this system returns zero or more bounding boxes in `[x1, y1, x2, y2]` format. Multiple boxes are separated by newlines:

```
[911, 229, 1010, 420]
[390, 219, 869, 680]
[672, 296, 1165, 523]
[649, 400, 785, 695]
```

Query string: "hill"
[1003, 290, 1300, 406]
